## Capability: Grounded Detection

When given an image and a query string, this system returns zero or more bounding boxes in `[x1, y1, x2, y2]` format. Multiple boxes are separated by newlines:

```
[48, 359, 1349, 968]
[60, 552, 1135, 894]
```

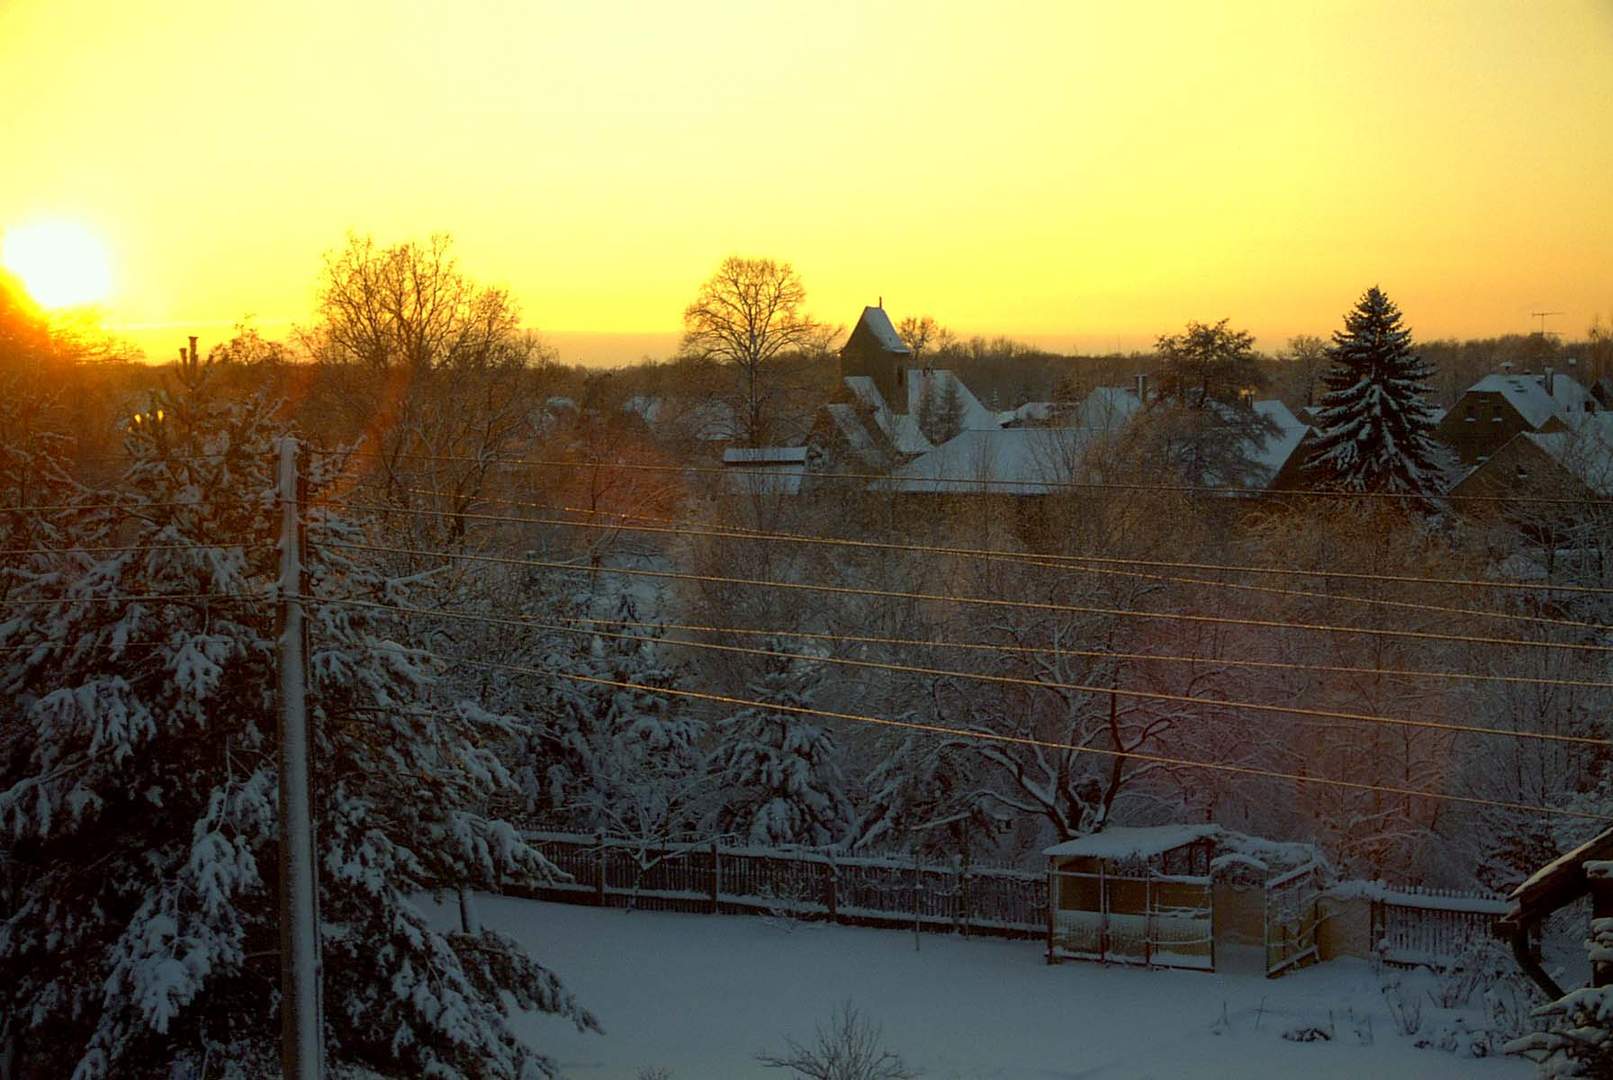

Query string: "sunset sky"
[2, 0, 1610, 363]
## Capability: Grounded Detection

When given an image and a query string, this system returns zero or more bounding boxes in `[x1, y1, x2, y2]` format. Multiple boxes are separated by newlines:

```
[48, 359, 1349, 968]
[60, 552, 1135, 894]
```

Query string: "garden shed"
[1044, 825, 1219, 970]
[1044, 825, 1332, 975]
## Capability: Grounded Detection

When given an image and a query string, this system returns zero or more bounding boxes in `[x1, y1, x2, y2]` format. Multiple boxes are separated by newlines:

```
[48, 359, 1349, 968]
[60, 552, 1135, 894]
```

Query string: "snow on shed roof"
[723, 446, 808, 464]
[1466, 372, 1596, 431]
[852, 306, 911, 354]
[1044, 824, 1222, 860]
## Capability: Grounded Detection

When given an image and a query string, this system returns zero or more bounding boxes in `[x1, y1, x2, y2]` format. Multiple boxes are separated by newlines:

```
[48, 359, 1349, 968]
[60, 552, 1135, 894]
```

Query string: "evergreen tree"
[855, 734, 1005, 862]
[526, 597, 707, 838]
[1306, 286, 1444, 496]
[712, 652, 851, 847]
[0, 369, 595, 1077]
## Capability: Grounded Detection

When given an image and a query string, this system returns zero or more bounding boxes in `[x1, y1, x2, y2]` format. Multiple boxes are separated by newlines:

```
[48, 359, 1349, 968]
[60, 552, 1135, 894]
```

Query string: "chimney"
[1545, 366, 1556, 396]
[1134, 373, 1147, 402]
[878, 296, 883, 309]
[1501, 360, 1514, 374]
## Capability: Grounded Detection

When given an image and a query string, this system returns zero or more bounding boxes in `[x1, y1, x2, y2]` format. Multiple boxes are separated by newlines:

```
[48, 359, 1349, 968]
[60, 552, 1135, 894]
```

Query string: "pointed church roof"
[843, 306, 910, 355]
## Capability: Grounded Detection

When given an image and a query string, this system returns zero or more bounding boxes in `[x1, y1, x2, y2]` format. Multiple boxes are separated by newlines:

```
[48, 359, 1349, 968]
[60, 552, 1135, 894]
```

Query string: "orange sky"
[2, 0, 1610, 363]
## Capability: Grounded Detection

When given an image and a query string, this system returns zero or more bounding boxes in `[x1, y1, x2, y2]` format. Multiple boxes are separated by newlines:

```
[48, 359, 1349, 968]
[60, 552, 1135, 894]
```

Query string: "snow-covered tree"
[1509, 866, 1613, 1075]
[0, 367, 595, 1077]
[712, 652, 851, 847]
[855, 731, 1005, 862]
[1306, 286, 1444, 497]
[525, 597, 707, 838]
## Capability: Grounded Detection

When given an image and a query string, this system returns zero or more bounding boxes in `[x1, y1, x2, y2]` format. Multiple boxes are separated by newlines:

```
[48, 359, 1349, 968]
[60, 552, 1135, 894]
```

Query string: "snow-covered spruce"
[522, 596, 708, 839]
[712, 651, 852, 848]
[0, 371, 595, 1078]
[1305, 286, 1445, 498]
[1508, 865, 1613, 1076]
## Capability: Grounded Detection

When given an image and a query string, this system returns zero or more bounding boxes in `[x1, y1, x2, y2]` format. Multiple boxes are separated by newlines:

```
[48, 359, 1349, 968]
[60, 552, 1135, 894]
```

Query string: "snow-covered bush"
[0, 369, 595, 1076]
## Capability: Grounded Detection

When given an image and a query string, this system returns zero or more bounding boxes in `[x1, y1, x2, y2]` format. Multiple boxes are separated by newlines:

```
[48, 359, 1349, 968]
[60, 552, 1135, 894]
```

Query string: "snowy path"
[470, 896, 1530, 1079]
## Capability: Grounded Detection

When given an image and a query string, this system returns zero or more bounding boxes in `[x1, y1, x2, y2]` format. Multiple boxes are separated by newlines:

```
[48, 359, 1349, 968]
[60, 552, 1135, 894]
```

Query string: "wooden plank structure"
[1496, 823, 1613, 998]
[1043, 826, 1217, 971]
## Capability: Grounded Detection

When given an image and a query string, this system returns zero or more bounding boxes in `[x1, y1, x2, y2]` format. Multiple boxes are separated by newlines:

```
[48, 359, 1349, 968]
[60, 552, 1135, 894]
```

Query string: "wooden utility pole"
[276, 436, 322, 1079]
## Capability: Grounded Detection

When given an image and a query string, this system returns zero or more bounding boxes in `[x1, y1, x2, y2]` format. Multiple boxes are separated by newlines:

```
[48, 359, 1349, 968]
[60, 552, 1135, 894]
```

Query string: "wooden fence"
[1369, 885, 1512, 968]
[513, 831, 1048, 938]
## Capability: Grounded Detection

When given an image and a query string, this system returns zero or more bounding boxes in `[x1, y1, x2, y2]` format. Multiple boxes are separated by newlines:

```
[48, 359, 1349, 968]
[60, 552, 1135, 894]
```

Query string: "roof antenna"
[1531, 310, 1564, 337]
[878, 296, 883, 309]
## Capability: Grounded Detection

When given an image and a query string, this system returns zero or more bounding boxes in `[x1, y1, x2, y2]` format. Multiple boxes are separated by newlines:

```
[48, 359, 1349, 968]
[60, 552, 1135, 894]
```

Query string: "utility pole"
[276, 436, 323, 1079]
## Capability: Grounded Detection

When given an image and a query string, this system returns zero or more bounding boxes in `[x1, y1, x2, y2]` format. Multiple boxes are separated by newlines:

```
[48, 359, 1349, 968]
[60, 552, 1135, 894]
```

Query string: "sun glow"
[1, 219, 114, 310]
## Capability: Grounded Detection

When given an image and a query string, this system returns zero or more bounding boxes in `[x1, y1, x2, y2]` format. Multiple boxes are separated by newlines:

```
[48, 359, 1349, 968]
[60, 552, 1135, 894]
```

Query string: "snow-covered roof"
[723, 447, 808, 464]
[843, 375, 888, 413]
[1521, 412, 1613, 495]
[824, 402, 882, 460]
[1044, 825, 1222, 860]
[1071, 387, 1143, 435]
[722, 446, 806, 495]
[879, 426, 1100, 494]
[905, 369, 998, 431]
[1465, 372, 1596, 431]
[1247, 399, 1312, 484]
[841, 376, 933, 455]
[997, 401, 1057, 427]
[622, 395, 736, 440]
[850, 306, 911, 354]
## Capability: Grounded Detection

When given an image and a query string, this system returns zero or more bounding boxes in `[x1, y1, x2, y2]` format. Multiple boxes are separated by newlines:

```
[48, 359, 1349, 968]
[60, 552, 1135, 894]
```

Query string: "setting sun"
[1, 219, 113, 310]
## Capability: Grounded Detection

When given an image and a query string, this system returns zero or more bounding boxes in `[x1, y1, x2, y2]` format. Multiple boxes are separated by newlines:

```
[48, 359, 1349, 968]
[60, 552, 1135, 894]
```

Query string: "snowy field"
[466, 896, 1530, 1079]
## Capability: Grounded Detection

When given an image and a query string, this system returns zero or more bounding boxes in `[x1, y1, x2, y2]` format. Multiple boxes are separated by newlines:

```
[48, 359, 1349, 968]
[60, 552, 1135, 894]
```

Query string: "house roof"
[848, 305, 911, 355]
[1071, 387, 1143, 435]
[878, 426, 1100, 494]
[842, 376, 933, 455]
[1044, 825, 1222, 860]
[1248, 399, 1313, 484]
[1520, 412, 1613, 496]
[905, 368, 998, 430]
[1465, 372, 1596, 430]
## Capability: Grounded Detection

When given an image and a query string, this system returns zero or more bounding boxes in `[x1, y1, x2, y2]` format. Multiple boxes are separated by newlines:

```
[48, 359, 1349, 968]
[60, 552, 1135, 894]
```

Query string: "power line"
[326, 596, 1610, 748]
[332, 494, 1613, 631]
[320, 540, 1613, 656]
[1, 499, 255, 514]
[558, 615, 1613, 693]
[0, 591, 270, 609]
[379, 485, 1613, 597]
[404, 644, 1613, 823]
[316, 446, 1613, 508]
[0, 542, 273, 557]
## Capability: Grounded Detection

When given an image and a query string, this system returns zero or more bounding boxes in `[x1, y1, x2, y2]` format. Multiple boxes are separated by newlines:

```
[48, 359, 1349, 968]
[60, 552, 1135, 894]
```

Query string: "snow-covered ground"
[466, 897, 1531, 1079]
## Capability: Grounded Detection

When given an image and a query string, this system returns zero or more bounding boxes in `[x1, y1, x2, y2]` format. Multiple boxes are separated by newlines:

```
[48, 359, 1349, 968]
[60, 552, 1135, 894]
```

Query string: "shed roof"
[1502, 824, 1613, 932]
[1043, 824, 1222, 860]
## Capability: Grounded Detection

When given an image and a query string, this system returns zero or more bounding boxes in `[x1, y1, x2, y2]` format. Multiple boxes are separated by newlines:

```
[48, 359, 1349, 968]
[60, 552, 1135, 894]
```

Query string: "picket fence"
[503, 832, 1512, 968]
[1369, 884, 1512, 968]
[512, 831, 1048, 938]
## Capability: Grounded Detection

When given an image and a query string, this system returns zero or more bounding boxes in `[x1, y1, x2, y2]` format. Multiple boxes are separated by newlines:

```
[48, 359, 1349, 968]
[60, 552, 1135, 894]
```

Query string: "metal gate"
[1048, 868, 1214, 971]
[1265, 862, 1323, 977]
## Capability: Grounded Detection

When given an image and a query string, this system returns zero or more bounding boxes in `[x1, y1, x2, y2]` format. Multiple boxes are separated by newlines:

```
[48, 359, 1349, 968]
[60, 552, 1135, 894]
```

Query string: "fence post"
[1046, 865, 1058, 964]
[595, 833, 607, 907]
[1144, 875, 1153, 968]
[824, 856, 838, 924]
[709, 839, 720, 914]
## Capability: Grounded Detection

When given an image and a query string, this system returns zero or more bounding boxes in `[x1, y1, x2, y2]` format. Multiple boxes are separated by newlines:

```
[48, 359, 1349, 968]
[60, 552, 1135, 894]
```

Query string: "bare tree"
[681, 257, 821, 446]
[757, 1001, 917, 1080]
[896, 315, 952, 367]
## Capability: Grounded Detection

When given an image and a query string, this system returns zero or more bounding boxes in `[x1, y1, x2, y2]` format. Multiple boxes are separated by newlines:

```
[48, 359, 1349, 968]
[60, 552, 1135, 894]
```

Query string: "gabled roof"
[905, 368, 998, 430]
[845, 305, 911, 355]
[1520, 412, 1613, 495]
[1248, 400, 1313, 485]
[1464, 372, 1596, 430]
[877, 426, 1098, 494]
[841, 375, 933, 455]
[721, 446, 806, 494]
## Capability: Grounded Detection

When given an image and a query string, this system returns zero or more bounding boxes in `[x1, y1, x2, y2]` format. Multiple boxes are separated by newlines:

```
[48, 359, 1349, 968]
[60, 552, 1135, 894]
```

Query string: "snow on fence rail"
[511, 831, 1048, 938]
[1364, 883, 1511, 968]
